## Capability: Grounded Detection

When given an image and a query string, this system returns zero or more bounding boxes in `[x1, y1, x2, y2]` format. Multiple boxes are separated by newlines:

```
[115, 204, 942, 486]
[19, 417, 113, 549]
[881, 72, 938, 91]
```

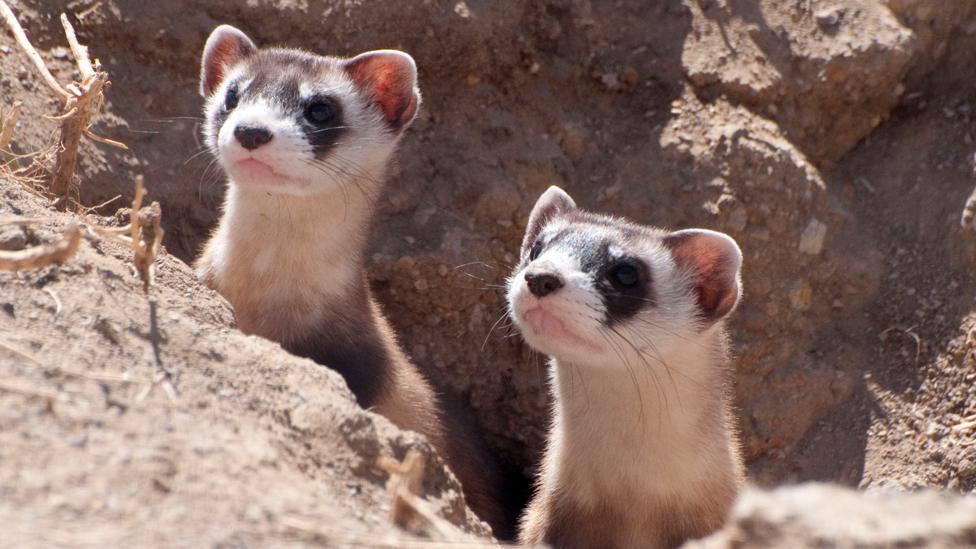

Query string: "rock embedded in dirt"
[797, 218, 827, 256]
[661, 90, 867, 457]
[3, 1, 976, 537]
[0, 224, 26, 250]
[0, 178, 490, 546]
[687, 483, 976, 548]
[683, 0, 914, 165]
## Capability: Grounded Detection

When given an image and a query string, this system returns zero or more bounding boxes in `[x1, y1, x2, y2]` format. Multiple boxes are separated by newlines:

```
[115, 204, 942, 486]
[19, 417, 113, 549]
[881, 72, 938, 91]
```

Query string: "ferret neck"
[212, 176, 381, 339]
[226, 179, 375, 258]
[550, 327, 725, 440]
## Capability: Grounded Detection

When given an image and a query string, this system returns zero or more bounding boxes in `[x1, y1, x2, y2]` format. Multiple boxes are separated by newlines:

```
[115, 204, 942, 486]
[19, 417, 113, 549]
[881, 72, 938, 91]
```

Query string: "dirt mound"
[2, 0, 976, 545]
[0, 180, 490, 546]
[690, 483, 976, 548]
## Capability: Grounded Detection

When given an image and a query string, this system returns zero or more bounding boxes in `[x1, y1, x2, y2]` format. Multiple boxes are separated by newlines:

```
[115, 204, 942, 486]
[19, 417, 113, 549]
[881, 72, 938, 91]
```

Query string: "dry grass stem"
[60, 13, 94, 78]
[0, 2, 128, 207]
[129, 176, 164, 290]
[0, 101, 22, 150]
[83, 128, 127, 149]
[0, 2, 70, 99]
[134, 371, 178, 403]
[44, 287, 62, 315]
[376, 450, 475, 541]
[952, 419, 976, 434]
[881, 325, 922, 367]
[90, 176, 164, 291]
[0, 223, 81, 271]
[79, 193, 121, 215]
[0, 380, 60, 401]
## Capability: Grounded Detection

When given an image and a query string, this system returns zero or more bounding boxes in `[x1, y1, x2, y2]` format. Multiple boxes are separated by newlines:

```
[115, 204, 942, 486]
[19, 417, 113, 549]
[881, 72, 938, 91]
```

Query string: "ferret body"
[506, 186, 745, 548]
[194, 25, 507, 535]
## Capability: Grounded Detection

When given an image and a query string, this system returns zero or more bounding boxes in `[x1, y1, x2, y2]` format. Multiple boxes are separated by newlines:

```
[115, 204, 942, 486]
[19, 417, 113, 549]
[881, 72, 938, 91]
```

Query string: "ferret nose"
[234, 125, 273, 150]
[525, 271, 563, 298]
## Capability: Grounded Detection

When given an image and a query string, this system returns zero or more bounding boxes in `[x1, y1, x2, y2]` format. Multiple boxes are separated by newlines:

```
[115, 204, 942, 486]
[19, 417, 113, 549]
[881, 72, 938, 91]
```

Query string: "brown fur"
[195, 193, 508, 535]
[514, 332, 743, 548]
[508, 193, 746, 547]
[520, 473, 738, 549]
[518, 401, 743, 549]
[196, 27, 509, 533]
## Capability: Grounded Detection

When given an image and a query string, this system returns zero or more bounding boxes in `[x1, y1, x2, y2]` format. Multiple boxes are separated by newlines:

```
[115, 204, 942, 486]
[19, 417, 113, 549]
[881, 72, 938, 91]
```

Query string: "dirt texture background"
[2, 0, 976, 546]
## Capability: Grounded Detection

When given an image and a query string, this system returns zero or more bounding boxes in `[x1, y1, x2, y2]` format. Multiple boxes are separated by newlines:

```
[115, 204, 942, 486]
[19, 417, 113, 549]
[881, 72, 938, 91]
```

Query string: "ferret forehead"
[544, 213, 657, 255]
[540, 211, 667, 271]
[235, 48, 351, 99]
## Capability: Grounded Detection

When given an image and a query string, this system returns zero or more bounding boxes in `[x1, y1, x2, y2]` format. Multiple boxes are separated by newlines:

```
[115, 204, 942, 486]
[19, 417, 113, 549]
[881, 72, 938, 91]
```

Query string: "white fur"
[508, 220, 738, 508]
[199, 57, 406, 339]
[203, 65, 397, 198]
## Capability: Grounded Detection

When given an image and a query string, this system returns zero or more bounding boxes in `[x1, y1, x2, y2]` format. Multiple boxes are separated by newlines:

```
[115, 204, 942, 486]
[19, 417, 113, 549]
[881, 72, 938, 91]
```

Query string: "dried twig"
[0, 223, 81, 271]
[89, 176, 164, 291]
[134, 371, 177, 403]
[130, 177, 159, 290]
[128, 177, 164, 290]
[0, 3, 128, 207]
[78, 193, 121, 215]
[377, 450, 465, 540]
[881, 325, 922, 367]
[60, 13, 93, 78]
[0, 101, 22, 150]
[0, 2, 70, 99]
[953, 418, 976, 434]
[83, 129, 127, 149]
[44, 288, 62, 315]
[0, 379, 60, 401]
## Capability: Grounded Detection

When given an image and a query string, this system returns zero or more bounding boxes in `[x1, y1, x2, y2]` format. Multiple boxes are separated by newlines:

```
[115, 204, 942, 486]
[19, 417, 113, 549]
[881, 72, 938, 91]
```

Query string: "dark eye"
[609, 263, 640, 288]
[224, 88, 239, 111]
[528, 240, 544, 261]
[305, 101, 336, 125]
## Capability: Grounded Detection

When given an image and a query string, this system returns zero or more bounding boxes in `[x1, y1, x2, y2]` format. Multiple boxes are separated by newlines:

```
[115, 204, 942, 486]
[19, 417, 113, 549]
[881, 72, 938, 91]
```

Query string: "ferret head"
[199, 25, 420, 196]
[506, 186, 743, 368]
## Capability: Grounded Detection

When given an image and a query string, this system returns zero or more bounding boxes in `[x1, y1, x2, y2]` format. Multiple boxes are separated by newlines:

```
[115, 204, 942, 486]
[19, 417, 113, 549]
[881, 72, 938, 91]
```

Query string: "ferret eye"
[224, 89, 239, 111]
[528, 240, 544, 261]
[609, 264, 640, 288]
[305, 101, 336, 125]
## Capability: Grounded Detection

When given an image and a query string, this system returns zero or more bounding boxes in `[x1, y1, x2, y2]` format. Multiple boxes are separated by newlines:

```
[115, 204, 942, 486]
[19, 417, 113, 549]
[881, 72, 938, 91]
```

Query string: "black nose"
[234, 125, 273, 150]
[525, 271, 563, 298]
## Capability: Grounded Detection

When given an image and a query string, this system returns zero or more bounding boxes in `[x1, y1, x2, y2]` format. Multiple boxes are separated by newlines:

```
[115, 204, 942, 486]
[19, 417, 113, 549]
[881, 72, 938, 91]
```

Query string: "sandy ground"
[1, 0, 975, 546]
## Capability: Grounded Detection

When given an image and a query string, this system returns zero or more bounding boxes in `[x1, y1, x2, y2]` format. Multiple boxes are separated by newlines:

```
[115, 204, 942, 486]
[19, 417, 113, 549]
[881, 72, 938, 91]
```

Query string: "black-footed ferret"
[506, 186, 745, 548]
[194, 25, 508, 535]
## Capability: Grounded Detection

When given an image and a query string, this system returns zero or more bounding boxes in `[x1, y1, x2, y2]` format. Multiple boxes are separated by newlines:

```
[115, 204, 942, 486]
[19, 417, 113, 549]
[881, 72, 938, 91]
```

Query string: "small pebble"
[815, 7, 843, 29]
[957, 458, 976, 480]
[0, 226, 27, 251]
[798, 218, 827, 255]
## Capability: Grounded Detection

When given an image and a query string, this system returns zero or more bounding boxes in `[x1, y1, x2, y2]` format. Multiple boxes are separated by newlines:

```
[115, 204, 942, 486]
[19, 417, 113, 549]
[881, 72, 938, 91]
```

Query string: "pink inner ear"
[202, 41, 235, 96]
[201, 26, 256, 97]
[664, 231, 741, 322]
[346, 52, 419, 132]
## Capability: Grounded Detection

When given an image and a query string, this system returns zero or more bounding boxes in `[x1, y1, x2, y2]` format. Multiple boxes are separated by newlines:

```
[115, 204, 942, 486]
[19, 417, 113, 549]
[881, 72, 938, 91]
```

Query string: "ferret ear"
[200, 25, 257, 97]
[521, 186, 577, 256]
[663, 229, 742, 324]
[345, 50, 420, 133]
